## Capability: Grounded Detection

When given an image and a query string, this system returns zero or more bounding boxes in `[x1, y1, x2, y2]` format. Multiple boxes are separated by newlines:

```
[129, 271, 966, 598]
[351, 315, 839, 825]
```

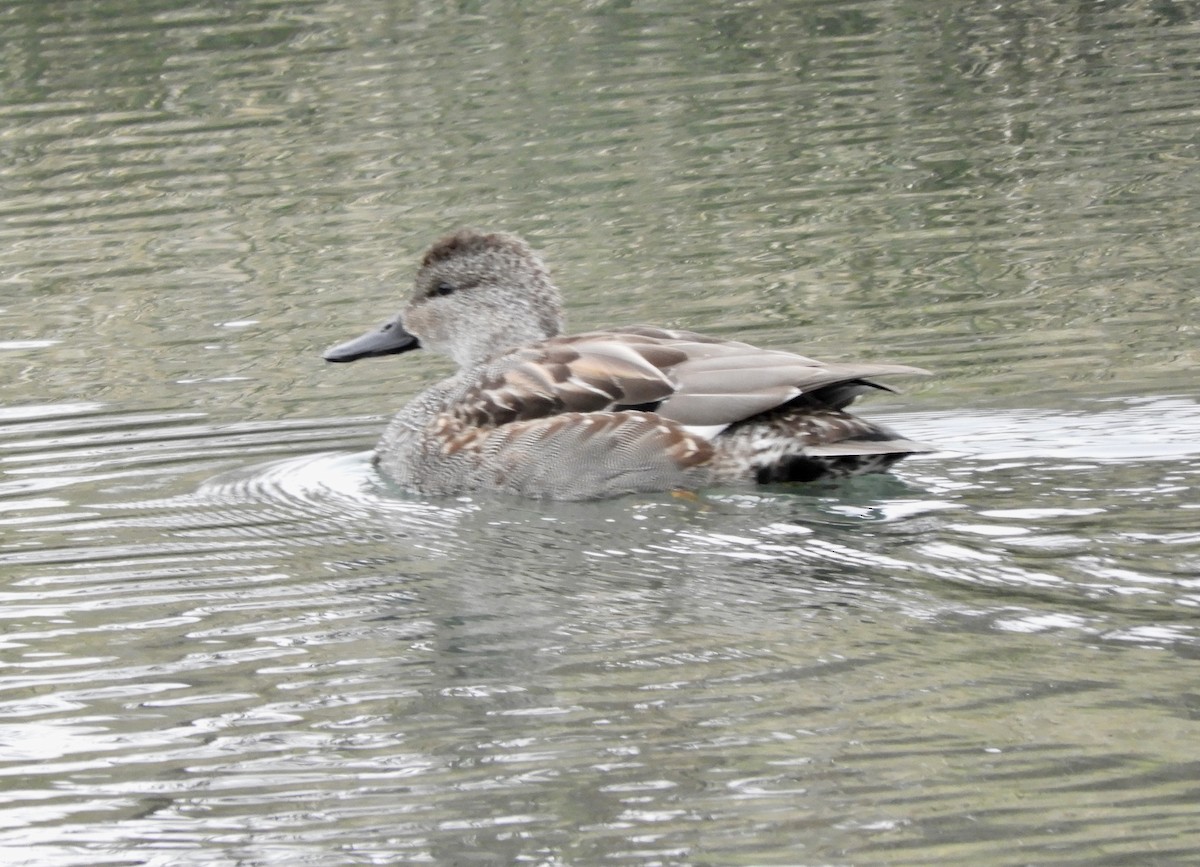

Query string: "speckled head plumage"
[419, 229, 515, 268]
[402, 229, 565, 368]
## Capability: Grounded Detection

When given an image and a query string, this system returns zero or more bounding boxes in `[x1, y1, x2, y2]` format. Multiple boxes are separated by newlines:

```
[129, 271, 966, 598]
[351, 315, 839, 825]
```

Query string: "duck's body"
[324, 230, 932, 500]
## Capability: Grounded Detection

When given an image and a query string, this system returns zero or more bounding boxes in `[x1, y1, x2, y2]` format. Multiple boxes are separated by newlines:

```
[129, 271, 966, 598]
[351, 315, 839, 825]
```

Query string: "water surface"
[2, 1, 1199, 864]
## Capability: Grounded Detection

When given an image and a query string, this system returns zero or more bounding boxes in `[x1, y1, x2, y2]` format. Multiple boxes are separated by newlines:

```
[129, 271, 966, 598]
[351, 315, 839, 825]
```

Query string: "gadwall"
[324, 230, 932, 500]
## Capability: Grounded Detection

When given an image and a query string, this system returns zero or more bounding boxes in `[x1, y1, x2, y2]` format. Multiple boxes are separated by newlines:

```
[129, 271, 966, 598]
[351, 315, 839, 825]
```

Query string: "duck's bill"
[323, 318, 420, 362]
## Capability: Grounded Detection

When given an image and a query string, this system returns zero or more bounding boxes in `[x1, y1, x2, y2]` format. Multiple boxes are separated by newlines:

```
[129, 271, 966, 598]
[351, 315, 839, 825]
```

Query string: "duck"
[323, 229, 932, 500]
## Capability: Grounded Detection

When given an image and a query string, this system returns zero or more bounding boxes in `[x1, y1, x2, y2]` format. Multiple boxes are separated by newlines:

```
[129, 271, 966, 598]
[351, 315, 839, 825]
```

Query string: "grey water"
[2, 1, 1199, 864]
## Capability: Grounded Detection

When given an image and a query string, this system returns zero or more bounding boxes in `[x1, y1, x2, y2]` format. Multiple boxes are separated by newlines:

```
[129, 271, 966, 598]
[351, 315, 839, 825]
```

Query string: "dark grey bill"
[323, 318, 420, 362]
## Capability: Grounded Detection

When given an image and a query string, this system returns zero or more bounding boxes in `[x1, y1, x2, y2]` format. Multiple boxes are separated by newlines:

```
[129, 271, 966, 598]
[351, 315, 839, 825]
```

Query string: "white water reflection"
[912, 398, 1200, 462]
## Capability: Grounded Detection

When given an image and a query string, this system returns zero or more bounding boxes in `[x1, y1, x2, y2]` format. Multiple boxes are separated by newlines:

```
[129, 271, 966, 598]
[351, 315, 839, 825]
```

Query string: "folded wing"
[451, 326, 929, 435]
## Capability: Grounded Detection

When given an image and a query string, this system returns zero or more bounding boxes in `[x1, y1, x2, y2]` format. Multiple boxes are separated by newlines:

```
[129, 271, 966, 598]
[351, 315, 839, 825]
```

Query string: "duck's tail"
[716, 407, 933, 484]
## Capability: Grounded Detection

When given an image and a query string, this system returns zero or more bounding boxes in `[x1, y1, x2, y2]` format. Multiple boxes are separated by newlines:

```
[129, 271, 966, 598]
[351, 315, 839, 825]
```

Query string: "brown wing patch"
[452, 337, 683, 429]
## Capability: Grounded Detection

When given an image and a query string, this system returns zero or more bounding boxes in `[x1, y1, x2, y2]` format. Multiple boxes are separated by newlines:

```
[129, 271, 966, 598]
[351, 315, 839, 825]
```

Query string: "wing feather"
[451, 327, 927, 432]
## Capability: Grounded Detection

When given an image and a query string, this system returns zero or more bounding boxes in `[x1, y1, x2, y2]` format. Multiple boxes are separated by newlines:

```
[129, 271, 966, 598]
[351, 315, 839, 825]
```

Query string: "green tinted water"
[2, 1, 1199, 864]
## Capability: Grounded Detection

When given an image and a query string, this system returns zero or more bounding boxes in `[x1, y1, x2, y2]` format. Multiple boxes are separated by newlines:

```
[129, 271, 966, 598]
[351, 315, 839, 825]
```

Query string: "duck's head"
[323, 230, 564, 369]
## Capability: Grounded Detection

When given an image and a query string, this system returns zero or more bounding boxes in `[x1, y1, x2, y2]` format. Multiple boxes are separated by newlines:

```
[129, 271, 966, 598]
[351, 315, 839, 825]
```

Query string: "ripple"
[3, 0, 1200, 861]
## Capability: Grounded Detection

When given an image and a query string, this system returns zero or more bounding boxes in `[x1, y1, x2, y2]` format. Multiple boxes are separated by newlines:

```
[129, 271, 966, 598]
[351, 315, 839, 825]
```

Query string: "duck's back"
[374, 326, 931, 500]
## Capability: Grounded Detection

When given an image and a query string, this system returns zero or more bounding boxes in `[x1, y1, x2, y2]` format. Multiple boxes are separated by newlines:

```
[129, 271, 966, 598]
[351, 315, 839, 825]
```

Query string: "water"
[3, 0, 1200, 864]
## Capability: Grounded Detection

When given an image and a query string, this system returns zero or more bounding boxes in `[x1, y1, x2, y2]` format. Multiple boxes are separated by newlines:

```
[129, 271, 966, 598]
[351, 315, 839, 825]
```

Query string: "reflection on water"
[4, 397, 1199, 863]
[3, 0, 1200, 863]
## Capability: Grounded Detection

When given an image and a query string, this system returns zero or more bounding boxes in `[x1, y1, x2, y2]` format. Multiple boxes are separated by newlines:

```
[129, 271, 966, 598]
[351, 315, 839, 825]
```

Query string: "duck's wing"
[602, 327, 930, 428]
[449, 333, 682, 428]
[452, 327, 929, 432]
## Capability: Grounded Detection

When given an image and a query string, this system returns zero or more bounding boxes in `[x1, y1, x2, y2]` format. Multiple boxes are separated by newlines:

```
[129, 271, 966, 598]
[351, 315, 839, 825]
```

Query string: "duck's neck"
[450, 314, 563, 370]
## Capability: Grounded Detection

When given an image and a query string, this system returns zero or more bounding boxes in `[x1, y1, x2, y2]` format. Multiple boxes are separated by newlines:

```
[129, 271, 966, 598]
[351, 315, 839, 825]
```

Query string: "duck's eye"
[431, 281, 456, 297]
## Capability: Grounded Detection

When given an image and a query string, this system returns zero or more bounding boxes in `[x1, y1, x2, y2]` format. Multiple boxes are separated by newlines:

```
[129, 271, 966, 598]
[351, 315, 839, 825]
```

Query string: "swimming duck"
[323, 230, 932, 500]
